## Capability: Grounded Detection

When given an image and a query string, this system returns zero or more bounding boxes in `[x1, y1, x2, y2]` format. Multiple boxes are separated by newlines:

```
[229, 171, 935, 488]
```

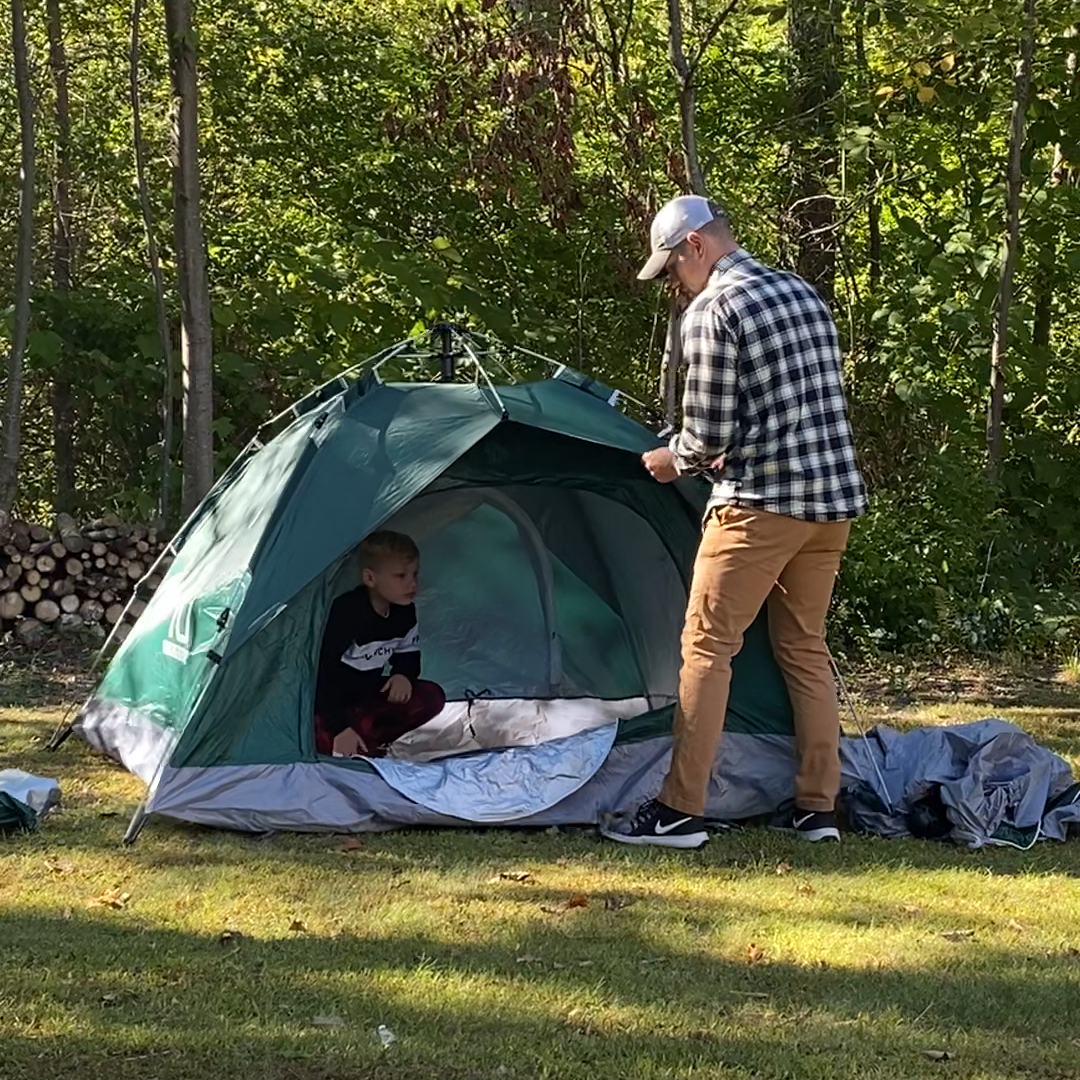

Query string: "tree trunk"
[133, 0, 176, 523]
[854, 2, 881, 291]
[867, 140, 881, 291]
[660, 0, 736, 416]
[665, 0, 721, 197]
[783, 0, 842, 305]
[164, 0, 214, 518]
[1032, 25, 1077, 352]
[986, 0, 1036, 480]
[47, 0, 78, 515]
[1, 0, 35, 513]
[659, 294, 684, 429]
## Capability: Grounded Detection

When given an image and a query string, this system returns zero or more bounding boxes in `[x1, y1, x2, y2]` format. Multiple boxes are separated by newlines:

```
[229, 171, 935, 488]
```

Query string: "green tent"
[72, 331, 798, 839]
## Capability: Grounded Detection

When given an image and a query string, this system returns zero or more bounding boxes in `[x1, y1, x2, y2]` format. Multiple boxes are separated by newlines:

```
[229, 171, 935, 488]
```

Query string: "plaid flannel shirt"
[670, 249, 867, 522]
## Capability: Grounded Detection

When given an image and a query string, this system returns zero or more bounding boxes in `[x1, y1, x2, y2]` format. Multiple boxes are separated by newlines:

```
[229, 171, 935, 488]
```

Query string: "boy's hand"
[332, 727, 365, 757]
[382, 674, 413, 704]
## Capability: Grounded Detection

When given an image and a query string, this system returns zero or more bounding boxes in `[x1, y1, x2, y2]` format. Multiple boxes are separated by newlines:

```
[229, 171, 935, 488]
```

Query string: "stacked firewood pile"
[0, 511, 172, 648]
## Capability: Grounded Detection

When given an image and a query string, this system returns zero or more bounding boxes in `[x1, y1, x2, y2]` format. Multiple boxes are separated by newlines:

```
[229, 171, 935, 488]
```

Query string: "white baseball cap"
[637, 195, 726, 281]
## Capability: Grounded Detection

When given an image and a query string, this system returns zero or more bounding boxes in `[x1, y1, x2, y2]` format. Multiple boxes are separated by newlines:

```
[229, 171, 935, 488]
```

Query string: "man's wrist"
[667, 435, 691, 475]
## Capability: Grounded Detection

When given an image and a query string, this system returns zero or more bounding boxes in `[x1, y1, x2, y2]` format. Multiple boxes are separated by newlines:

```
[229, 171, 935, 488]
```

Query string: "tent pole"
[122, 800, 149, 845]
[455, 331, 509, 418]
[829, 650, 894, 811]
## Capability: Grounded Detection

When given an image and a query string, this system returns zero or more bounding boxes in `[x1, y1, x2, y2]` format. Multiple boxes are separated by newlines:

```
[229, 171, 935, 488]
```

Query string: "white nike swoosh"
[654, 816, 694, 835]
[792, 814, 816, 828]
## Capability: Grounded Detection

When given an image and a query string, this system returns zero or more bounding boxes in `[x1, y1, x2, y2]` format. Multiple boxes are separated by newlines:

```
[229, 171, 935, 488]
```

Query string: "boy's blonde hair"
[358, 530, 419, 570]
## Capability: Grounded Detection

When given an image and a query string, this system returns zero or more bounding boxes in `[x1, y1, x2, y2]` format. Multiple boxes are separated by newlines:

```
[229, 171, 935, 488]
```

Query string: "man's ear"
[686, 230, 708, 257]
[361, 567, 376, 588]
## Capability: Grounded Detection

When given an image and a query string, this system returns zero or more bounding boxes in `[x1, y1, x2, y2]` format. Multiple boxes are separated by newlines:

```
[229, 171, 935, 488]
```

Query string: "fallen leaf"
[922, 1049, 952, 1062]
[541, 892, 590, 915]
[490, 870, 534, 884]
[900, 903, 922, 915]
[917, 85, 937, 104]
[337, 838, 364, 853]
[776, 861, 793, 876]
[46, 858, 74, 875]
[311, 1015, 345, 1028]
[940, 929, 975, 942]
[289, 918, 308, 933]
[100, 993, 120, 1006]
[577, 960, 594, 967]
[515, 954, 542, 964]
[61, 907, 73, 920]
[89, 888, 131, 910]
[746, 943, 766, 965]
[939, 52, 956, 73]
[604, 895, 635, 911]
[1005, 920, 1027, 933]
[219, 929, 243, 947]
[913, 60, 932, 77]
[796, 881, 815, 896]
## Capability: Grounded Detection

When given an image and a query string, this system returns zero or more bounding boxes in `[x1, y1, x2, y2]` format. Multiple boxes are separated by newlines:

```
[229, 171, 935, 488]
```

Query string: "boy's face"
[362, 556, 419, 607]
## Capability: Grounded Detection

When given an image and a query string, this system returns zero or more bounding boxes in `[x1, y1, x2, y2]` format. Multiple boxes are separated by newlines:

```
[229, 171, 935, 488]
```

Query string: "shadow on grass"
[0, 637, 97, 710]
[1, 910, 1078, 1080]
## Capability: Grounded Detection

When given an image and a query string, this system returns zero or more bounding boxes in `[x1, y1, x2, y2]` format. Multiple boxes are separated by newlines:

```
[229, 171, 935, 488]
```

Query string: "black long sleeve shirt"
[314, 587, 421, 714]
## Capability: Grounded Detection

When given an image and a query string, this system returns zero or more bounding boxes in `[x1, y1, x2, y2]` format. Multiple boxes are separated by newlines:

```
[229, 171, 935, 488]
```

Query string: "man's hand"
[642, 447, 679, 484]
[332, 727, 365, 757]
[382, 674, 413, 704]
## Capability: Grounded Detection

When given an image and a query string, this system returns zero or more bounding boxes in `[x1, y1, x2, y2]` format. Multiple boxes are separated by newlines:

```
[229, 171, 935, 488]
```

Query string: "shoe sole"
[599, 827, 708, 849]
[770, 824, 840, 843]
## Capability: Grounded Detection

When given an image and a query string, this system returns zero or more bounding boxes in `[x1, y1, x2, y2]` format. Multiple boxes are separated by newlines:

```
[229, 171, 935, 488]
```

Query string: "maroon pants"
[315, 680, 446, 758]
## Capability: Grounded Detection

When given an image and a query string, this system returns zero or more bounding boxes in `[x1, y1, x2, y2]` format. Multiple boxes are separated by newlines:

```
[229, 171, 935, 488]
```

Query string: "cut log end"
[34, 599, 61, 623]
[0, 591, 25, 620]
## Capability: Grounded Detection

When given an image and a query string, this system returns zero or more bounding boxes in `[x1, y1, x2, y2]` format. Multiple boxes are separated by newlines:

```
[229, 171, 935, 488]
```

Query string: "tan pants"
[659, 506, 851, 818]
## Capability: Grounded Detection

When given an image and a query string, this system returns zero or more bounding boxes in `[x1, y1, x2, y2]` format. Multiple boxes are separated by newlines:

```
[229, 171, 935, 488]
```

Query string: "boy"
[314, 530, 445, 758]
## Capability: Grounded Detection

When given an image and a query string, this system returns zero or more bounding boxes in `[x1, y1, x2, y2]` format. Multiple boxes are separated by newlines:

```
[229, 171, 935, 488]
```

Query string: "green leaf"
[27, 328, 65, 365]
[894, 378, 916, 402]
[136, 333, 162, 360]
[329, 302, 354, 336]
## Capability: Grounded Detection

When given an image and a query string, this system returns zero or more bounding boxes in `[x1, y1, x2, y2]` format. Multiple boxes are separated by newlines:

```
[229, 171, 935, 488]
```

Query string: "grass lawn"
[2, 644, 1080, 1080]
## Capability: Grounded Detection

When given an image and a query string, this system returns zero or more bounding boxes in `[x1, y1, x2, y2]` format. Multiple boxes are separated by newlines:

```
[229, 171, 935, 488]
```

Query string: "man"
[601, 195, 867, 849]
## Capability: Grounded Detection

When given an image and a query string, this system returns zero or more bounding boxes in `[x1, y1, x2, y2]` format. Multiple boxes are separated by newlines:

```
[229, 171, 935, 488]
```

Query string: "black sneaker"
[600, 799, 708, 849]
[771, 802, 840, 843]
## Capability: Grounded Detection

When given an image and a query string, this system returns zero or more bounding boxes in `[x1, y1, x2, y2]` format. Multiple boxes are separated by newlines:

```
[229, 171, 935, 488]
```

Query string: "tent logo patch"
[162, 602, 225, 663]
[163, 601, 195, 662]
